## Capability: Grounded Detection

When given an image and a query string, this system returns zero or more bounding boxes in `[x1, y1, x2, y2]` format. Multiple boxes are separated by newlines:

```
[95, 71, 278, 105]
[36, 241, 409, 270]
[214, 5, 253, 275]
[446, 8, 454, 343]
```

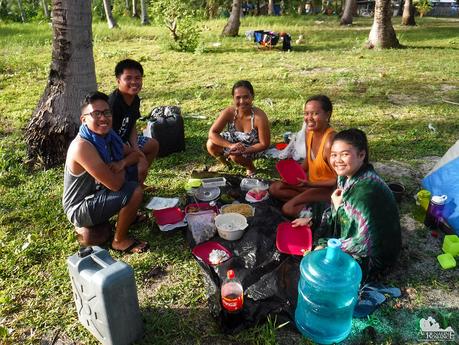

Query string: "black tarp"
[186, 174, 311, 333]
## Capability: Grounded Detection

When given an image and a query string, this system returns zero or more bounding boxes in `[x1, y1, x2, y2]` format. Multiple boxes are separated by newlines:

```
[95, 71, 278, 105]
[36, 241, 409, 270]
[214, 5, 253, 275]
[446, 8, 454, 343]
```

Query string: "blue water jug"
[67, 246, 144, 345]
[295, 239, 362, 344]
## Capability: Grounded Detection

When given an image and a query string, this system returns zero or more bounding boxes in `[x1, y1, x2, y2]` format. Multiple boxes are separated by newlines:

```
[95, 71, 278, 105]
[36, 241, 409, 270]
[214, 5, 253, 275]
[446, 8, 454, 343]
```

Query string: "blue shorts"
[137, 135, 150, 150]
[76, 181, 138, 227]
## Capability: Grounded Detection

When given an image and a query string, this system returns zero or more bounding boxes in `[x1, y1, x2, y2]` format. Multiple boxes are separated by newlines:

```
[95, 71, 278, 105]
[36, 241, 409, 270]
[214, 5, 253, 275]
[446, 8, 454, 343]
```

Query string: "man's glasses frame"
[83, 110, 112, 119]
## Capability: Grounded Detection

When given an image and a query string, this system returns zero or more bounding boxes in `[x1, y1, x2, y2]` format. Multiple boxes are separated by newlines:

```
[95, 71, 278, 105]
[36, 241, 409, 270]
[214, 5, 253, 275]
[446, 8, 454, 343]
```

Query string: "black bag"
[145, 106, 185, 157]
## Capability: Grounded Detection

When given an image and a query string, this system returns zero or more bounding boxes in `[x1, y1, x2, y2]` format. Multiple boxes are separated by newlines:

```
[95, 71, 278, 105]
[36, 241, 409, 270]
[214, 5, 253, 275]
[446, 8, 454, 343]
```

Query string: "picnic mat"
[186, 176, 302, 333]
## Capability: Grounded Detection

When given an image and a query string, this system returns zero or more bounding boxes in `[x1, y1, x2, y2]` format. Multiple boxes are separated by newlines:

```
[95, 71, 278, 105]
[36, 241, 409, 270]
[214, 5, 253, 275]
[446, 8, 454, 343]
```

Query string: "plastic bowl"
[276, 159, 307, 185]
[437, 253, 456, 270]
[240, 178, 269, 191]
[388, 182, 405, 203]
[215, 213, 248, 241]
[220, 203, 255, 217]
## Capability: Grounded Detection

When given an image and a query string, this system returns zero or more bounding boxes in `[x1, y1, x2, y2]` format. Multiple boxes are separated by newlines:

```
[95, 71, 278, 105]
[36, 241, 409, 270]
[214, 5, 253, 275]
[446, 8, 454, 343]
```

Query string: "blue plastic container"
[67, 246, 143, 345]
[295, 239, 362, 344]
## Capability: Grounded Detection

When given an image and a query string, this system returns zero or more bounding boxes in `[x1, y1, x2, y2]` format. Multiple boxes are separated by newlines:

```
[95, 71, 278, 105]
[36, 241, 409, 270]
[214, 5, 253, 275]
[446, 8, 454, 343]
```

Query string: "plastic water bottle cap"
[327, 238, 341, 248]
[227, 269, 235, 279]
[432, 195, 447, 205]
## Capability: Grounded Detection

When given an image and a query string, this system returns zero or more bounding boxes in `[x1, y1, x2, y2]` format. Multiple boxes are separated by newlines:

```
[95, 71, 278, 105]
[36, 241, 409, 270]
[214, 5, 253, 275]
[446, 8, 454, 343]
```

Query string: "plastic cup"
[417, 190, 431, 211]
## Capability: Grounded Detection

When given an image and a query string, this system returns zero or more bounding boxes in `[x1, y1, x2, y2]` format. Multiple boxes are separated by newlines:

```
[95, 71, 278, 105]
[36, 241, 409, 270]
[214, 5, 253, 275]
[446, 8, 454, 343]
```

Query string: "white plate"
[245, 189, 269, 203]
[194, 187, 221, 202]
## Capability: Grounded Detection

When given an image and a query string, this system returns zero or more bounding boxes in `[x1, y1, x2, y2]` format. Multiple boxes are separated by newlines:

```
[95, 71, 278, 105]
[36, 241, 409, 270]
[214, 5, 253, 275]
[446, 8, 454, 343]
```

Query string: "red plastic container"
[276, 221, 312, 255]
[192, 241, 232, 266]
[275, 142, 288, 150]
[152, 207, 184, 225]
[276, 159, 307, 185]
[185, 203, 219, 214]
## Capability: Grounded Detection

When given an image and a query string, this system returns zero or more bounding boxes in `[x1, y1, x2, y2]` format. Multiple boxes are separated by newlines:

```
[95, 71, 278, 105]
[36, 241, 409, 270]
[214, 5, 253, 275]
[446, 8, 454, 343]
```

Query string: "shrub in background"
[150, 0, 202, 52]
[414, 0, 432, 17]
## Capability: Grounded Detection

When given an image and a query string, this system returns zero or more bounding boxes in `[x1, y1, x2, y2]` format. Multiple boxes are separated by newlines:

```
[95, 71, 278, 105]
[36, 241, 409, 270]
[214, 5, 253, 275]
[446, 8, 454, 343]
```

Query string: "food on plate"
[221, 203, 253, 217]
[186, 206, 201, 213]
[208, 249, 229, 265]
[220, 193, 234, 203]
[247, 188, 268, 201]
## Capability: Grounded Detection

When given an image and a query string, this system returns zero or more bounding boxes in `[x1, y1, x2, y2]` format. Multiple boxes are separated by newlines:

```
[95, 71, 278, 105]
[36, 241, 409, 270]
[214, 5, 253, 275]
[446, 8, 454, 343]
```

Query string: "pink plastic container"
[276, 221, 312, 255]
[276, 159, 307, 185]
[152, 207, 184, 225]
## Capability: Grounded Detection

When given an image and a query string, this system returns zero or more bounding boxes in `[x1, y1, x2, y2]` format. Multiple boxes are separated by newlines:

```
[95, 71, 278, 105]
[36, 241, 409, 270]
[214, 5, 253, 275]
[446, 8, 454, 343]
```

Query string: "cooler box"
[67, 247, 143, 345]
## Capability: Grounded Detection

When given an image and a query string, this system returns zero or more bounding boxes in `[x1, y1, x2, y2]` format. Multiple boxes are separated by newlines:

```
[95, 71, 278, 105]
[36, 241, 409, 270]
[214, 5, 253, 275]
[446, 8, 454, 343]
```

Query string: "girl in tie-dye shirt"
[293, 128, 401, 279]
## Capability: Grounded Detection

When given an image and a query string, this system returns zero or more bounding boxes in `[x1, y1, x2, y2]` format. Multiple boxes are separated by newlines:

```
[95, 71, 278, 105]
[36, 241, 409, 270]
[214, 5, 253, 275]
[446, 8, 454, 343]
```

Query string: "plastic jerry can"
[295, 239, 362, 345]
[67, 247, 143, 345]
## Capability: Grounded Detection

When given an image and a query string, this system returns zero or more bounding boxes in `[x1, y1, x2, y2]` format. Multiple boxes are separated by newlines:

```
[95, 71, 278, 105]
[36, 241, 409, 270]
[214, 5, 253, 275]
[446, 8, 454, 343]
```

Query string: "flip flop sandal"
[353, 290, 386, 318]
[362, 283, 401, 298]
[112, 239, 150, 254]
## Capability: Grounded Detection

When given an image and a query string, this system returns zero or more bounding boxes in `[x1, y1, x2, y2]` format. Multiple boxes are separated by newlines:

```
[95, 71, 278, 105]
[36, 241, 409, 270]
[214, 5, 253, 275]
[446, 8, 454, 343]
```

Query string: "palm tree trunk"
[140, 0, 149, 25]
[17, 0, 26, 22]
[207, 0, 219, 18]
[340, 0, 356, 25]
[368, 0, 400, 48]
[41, 0, 49, 18]
[26, 0, 97, 168]
[401, 0, 416, 25]
[222, 0, 241, 37]
[132, 0, 138, 17]
[102, 0, 117, 29]
[268, 0, 274, 15]
[297, 2, 304, 14]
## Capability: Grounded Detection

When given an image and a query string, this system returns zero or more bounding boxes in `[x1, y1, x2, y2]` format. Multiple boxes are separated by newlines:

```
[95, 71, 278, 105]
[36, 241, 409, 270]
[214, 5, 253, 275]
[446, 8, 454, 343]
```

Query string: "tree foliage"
[150, 0, 202, 52]
[0, 0, 44, 22]
[414, 0, 432, 17]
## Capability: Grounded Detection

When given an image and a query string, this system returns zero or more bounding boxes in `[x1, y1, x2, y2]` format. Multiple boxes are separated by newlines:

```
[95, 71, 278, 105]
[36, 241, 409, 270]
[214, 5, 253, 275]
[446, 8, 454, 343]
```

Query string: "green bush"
[150, 0, 202, 52]
[414, 0, 432, 17]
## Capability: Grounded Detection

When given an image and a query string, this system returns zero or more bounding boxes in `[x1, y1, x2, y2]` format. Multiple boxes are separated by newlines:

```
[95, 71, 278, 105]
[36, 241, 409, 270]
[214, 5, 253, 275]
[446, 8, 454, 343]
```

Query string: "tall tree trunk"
[125, 0, 130, 11]
[102, 0, 118, 29]
[25, 0, 97, 168]
[268, 0, 274, 15]
[17, 0, 26, 22]
[368, 0, 400, 49]
[340, 0, 356, 25]
[41, 0, 49, 18]
[132, 0, 138, 17]
[297, 2, 303, 14]
[401, 0, 415, 25]
[207, 1, 219, 18]
[140, 0, 149, 25]
[396, 0, 404, 16]
[222, 0, 241, 37]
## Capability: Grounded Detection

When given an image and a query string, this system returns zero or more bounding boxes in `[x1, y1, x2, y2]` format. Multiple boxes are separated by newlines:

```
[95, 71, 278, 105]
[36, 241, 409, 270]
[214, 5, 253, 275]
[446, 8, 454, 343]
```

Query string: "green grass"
[1, 14, 459, 344]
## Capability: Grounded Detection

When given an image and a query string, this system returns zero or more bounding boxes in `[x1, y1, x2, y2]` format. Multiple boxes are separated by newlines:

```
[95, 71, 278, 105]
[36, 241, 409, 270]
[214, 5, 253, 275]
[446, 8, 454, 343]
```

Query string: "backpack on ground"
[143, 106, 185, 157]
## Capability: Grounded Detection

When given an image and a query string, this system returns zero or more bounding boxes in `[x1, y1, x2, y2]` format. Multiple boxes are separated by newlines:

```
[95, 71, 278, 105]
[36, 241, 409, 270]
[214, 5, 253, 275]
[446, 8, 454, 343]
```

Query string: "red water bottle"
[221, 269, 244, 312]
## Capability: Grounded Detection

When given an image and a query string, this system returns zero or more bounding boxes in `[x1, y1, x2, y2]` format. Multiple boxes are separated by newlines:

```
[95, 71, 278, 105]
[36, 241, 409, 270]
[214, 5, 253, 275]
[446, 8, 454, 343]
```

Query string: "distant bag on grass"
[143, 106, 185, 157]
[254, 30, 279, 47]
